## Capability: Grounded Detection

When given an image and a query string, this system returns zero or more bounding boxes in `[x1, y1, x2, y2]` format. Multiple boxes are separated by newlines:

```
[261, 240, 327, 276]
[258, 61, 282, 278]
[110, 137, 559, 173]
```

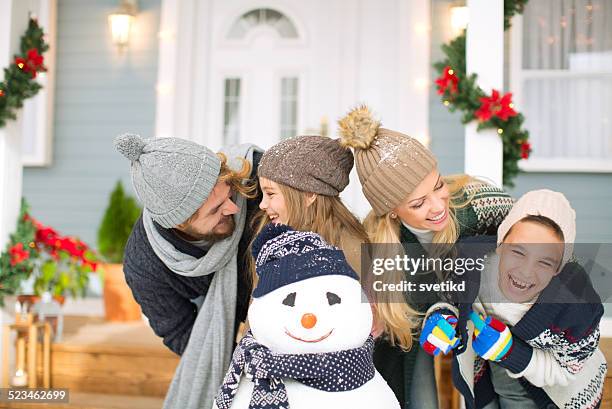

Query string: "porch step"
[48, 316, 179, 397]
[0, 392, 164, 409]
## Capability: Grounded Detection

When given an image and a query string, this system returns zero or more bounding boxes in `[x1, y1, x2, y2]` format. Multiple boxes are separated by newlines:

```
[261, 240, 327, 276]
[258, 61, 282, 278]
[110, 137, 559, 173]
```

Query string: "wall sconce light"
[109, 0, 138, 51]
[450, 3, 469, 35]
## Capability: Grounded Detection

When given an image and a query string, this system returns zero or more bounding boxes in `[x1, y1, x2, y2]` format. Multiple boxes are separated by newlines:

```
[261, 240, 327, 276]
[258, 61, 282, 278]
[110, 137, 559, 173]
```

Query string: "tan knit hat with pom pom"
[338, 105, 437, 216]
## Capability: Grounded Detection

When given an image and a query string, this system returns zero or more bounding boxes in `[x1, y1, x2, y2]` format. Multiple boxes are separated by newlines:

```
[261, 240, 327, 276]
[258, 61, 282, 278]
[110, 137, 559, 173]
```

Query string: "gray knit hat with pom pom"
[114, 133, 221, 228]
[338, 105, 437, 216]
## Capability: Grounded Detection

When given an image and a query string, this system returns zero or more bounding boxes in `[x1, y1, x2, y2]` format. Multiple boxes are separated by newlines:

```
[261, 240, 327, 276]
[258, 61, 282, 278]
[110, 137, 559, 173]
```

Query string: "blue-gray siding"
[22, 0, 160, 248]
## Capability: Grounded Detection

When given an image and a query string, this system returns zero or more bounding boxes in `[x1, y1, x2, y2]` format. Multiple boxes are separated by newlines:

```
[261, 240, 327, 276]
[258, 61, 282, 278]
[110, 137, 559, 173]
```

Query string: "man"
[114, 133, 261, 409]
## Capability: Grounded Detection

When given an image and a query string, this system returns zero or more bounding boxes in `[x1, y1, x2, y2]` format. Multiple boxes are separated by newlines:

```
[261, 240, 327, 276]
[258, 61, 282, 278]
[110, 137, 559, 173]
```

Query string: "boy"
[420, 190, 606, 409]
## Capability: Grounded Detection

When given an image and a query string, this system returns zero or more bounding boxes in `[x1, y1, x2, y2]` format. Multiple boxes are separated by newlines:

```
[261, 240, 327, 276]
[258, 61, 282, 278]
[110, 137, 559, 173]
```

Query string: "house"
[11, 0, 610, 247]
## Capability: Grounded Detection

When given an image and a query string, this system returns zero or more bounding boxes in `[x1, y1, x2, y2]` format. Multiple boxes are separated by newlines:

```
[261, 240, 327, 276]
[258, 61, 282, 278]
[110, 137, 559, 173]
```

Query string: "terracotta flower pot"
[102, 263, 142, 321]
[17, 294, 65, 308]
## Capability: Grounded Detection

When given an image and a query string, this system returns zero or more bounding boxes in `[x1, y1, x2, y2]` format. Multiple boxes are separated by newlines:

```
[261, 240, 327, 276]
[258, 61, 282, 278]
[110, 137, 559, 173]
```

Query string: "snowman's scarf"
[215, 331, 375, 409]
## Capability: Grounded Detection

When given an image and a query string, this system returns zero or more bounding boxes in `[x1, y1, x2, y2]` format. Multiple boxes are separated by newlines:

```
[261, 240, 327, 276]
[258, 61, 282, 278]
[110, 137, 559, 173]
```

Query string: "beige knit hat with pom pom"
[338, 105, 437, 216]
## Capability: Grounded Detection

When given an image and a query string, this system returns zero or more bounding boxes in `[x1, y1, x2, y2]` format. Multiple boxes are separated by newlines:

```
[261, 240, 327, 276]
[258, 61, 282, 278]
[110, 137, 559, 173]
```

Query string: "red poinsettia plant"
[0, 200, 98, 304]
[29, 216, 98, 297]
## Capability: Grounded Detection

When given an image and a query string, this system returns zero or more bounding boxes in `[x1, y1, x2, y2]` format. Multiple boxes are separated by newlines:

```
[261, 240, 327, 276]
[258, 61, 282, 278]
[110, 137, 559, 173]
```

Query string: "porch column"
[0, 0, 31, 388]
[464, 0, 504, 186]
[155, 0, 202, 142]
[0, 0, 29, 250]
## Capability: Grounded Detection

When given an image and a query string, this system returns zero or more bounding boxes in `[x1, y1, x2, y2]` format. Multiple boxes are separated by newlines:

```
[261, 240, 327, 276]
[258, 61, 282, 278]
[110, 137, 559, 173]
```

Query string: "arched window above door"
[227, 8, 299, 39]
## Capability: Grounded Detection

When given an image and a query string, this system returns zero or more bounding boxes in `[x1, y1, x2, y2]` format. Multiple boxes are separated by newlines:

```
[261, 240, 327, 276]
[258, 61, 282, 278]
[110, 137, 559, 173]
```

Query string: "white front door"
[157, 0, 431, 219]
[211, 9, 307, 150]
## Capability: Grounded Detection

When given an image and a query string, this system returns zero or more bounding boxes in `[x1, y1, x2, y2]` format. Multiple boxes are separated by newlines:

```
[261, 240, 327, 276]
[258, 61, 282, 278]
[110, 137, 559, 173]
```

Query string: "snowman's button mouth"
[284, 328, 334, 343]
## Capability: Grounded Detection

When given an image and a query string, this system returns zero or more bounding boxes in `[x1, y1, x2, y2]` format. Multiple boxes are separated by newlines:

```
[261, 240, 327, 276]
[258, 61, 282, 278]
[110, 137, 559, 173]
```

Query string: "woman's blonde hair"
[363, 173, 476, 350]
[249, 182, 369, 288]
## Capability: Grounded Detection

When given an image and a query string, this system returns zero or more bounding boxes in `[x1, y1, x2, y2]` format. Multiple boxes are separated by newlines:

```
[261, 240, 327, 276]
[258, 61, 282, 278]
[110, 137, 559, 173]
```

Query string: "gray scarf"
[143, 143, 260, 409]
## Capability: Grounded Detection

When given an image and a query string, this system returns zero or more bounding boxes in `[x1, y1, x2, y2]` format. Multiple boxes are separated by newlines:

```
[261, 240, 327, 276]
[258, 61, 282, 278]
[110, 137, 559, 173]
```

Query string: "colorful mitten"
[420, 312, 460, 356]
[469, 311, 513, 361]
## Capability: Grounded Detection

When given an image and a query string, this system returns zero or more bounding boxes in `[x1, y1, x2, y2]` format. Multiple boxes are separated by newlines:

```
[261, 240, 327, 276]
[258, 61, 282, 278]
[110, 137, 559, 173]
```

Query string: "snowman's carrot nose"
[301, 313, 317, 329]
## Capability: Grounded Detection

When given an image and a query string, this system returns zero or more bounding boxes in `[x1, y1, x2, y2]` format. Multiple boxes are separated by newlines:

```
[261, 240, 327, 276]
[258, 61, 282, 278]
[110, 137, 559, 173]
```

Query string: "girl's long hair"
[249, 183, 369, 288]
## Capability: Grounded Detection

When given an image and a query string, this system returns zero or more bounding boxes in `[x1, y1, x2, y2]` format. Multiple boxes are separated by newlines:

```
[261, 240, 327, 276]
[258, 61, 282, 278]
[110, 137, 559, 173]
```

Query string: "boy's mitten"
[470, 311, 513, 361]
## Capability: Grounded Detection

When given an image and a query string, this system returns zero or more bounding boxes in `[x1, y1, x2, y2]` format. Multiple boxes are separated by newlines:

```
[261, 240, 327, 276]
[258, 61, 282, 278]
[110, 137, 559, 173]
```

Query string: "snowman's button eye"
[326, 292, 341, 305]
[282, 292, 296, 307]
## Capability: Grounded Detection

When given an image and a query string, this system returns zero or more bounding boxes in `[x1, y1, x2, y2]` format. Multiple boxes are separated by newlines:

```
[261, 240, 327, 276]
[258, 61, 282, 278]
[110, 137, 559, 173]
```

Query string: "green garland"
[0, 18, 49, 128]
[434, 0, 529, 187]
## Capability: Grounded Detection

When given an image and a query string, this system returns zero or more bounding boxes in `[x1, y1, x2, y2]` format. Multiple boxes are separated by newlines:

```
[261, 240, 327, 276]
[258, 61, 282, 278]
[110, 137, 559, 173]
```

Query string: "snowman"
[214, 224, 399, 409]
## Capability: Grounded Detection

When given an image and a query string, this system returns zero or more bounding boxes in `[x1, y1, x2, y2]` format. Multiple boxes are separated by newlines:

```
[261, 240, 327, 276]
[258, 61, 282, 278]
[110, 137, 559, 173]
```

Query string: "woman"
[338, 105, 514, 409]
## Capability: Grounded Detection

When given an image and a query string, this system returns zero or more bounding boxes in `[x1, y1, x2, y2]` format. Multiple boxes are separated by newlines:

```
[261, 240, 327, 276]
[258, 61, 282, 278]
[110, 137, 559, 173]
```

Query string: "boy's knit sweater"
[432, 236, 606, 409]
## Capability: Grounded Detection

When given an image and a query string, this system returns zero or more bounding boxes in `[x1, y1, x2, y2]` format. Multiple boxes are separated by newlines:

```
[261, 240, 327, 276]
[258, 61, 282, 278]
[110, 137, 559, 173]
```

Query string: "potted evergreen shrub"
[97, 181, 142, 321]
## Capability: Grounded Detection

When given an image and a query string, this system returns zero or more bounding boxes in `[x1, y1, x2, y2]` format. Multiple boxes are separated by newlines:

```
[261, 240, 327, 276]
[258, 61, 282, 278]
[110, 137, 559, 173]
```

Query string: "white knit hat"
[497, 189, 576, 267]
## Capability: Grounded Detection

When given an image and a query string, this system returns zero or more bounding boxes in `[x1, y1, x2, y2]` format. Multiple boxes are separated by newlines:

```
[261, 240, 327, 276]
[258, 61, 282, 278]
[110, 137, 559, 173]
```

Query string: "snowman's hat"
[251, 223, 359, 298]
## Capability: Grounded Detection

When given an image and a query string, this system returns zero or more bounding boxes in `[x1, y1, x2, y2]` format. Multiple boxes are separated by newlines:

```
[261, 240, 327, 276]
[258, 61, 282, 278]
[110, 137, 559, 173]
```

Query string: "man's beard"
[175, 216, 236, 243]
[200, 217, 236, 242]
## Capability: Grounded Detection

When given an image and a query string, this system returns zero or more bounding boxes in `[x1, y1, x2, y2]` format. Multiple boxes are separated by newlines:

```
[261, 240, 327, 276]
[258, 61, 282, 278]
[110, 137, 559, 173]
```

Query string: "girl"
[249, 135, 395, 346]
[338, 105, 514, 409]
[253, 135, 368, 275]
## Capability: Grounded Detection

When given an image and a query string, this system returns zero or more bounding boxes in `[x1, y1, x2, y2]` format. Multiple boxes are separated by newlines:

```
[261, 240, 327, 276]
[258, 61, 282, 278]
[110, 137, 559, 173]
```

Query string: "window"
[511, 0, 612, 172]
[223, 78, 241, 145]
[227, 8, 298, 40]
[280, 77, 299, 139]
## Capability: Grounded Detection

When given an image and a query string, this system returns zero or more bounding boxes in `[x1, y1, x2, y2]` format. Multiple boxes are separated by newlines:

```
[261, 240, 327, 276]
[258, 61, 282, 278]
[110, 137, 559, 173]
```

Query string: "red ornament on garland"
[435, 66, 459, 95]
[14, 48, 45, 78]
[520, 141, 531, 159]
[475, 89, 518, 122]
